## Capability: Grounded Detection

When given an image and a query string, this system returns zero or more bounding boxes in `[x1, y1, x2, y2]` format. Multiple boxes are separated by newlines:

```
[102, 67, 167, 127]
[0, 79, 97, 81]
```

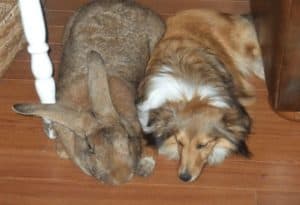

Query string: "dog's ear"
[214, 124, 251, 158]
[214, 103, 252, 158]
[223, 103, 252, 136]
[236, 140, 251, 158]
[147, 104, 178, 145]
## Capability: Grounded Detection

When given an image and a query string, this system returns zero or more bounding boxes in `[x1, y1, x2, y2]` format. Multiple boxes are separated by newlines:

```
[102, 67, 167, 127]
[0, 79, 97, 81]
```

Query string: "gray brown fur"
[13, 0, 165, 185]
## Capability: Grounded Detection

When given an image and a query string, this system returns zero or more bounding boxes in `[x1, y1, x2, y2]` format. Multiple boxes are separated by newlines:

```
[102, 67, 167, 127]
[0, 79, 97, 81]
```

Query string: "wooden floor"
[1, 0, 300, 204]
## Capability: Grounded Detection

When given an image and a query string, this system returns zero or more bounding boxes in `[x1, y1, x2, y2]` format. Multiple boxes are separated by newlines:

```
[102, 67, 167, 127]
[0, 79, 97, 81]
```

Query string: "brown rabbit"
[13, 0, 165, 185]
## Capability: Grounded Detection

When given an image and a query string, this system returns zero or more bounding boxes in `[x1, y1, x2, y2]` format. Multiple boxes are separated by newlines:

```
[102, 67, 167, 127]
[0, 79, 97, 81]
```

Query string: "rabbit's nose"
[95, 172, 110, 183]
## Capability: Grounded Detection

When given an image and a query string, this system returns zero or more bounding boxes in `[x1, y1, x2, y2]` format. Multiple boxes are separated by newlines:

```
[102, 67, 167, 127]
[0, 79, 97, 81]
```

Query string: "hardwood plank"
[0, 80, 40, 127]
[3, 78, 298, 152]
[0, 180, 256, 205]
[0, 125, 52, 152]
[2, 98, 300, 194]
[248, 91, 300, 137]
[144, 159, 300, 192]
[3, 1, 300, 203]
[1, 80, 299, 193]
[2, 138, 300, 193]
[45, 10, 74, 26]
[3, 61, 36, 80]
[2, 120, 300, 193]
[48, 26, 64, 44]
[0, 79, 38, 101]
[2, 79, 300, 163]
[2, 135, 300, 193]
[45, 0, 90, 11]
[257, 191, 300, 205]
[45, 0, 250, 14]
[137, 0, 250, 14]
[2, 61, 59, 80]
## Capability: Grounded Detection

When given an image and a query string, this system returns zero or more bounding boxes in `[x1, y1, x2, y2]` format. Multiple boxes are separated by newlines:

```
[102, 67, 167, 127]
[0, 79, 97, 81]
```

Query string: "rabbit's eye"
[86, 138, 95, 154]
[88, 144, 95, 154]
[196, 144, 206, 149]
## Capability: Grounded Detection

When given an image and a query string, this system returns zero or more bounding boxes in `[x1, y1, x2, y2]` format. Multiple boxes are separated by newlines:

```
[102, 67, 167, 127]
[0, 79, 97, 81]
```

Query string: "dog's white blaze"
[158, 144, 179, 160]
[208, 147, 230, 165]
[137, 108, 152, 132]
[198, 85, 218, 99]
[148, 72, 196, 106]
[209, 97, 230, 108]
[138, 66, 195, 131]
[138, 65, 229, 132]
[161, 65, 173, 73]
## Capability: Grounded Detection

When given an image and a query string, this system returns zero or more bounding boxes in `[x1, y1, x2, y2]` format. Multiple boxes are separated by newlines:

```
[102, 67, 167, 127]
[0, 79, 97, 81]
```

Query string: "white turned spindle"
[18, 0, 56, 139]
[18, 0, 56, 104]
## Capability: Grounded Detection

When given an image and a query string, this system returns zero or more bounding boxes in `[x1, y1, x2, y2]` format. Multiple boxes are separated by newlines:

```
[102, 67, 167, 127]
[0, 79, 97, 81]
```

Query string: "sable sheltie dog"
[137, 9, 264, 182]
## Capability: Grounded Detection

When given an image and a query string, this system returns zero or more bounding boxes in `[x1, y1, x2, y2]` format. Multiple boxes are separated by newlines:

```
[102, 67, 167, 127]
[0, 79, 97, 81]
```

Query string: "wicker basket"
[0, 0, 25, 77]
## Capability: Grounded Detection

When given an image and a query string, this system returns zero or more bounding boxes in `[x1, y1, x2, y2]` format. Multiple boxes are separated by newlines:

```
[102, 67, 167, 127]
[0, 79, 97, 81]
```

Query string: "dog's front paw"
[136, 156, 156, 177]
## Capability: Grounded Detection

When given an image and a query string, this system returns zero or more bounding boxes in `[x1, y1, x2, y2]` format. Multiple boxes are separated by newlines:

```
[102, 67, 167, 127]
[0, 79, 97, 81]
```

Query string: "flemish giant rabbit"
[13, 0, 165, 185]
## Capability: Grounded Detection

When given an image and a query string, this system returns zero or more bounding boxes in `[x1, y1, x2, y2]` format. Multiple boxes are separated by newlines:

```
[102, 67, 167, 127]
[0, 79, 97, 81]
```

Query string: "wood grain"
[1, 0, 300, 204]
[3, 60, 60, 80]
[0, 180, 256, 205]
[1, 69, 300, 205]
[45, 0, 250, 14]
[257, 191, 300, 205]
[136, 0, 250, 14]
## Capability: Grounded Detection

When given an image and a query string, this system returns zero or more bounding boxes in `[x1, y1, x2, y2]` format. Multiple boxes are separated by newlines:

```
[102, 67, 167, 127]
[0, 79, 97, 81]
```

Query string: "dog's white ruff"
[208, 147, 230, 165]
[158, 144, 179, 160]
[138, 65, 229, 132]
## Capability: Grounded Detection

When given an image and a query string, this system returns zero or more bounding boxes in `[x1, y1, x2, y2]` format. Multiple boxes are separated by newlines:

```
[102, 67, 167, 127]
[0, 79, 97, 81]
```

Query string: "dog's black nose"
[179, 172, 192, 182]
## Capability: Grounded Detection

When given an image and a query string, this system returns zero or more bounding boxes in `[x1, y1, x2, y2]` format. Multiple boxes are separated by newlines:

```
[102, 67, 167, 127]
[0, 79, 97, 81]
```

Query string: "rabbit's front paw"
[136, 156, 155, 177]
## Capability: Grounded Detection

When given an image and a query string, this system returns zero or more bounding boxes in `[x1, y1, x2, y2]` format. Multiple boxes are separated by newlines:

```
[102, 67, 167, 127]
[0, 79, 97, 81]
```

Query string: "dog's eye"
[196, 144, 206, 149]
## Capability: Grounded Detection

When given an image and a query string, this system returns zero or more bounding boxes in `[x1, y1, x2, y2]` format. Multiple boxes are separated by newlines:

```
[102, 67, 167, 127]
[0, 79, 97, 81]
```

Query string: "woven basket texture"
[0, 0, 25, 77]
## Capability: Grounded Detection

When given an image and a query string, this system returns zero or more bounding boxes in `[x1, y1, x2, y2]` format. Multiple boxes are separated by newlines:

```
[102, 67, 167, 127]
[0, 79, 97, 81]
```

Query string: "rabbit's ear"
[87, 51, 119, 120]
[12, 104, 98, 137]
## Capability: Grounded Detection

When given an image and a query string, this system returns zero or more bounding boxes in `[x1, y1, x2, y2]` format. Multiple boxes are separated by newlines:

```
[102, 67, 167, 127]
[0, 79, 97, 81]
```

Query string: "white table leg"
[18, 0, 55, 104]
[18, 0, 56, 139]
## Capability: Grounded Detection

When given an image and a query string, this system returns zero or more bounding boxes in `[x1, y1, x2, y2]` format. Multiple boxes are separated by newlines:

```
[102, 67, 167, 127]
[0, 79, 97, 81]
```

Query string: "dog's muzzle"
[179, 171, 192, 182]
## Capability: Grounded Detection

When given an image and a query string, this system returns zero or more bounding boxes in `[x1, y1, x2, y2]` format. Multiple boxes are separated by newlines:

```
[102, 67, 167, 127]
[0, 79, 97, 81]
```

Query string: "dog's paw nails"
[136, 156, 155, 177]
